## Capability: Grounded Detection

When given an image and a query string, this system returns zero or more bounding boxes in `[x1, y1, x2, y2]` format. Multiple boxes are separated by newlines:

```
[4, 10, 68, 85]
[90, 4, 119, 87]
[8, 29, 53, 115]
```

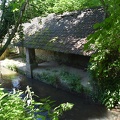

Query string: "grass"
[6, 64, 18, 72]
[35, 69, 85, 93]
[60, 71, 83, 92]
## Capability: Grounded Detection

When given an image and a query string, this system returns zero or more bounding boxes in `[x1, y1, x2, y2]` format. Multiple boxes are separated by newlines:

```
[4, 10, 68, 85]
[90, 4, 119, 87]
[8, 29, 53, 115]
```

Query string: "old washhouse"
[16, 7, 105, 78]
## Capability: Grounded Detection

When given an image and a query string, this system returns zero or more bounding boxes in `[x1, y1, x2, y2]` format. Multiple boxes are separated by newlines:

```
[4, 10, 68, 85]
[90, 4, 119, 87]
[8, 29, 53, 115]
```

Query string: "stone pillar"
[26, 48, 37, 78]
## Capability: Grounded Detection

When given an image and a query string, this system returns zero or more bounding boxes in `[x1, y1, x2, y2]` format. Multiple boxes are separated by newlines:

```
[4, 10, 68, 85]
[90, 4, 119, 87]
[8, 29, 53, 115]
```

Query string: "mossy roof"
[16, 7, 105, 56]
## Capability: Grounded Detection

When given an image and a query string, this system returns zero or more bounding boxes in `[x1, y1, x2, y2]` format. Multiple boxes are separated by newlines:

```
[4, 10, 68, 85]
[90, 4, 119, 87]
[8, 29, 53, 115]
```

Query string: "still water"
[0, 67, 113, 120]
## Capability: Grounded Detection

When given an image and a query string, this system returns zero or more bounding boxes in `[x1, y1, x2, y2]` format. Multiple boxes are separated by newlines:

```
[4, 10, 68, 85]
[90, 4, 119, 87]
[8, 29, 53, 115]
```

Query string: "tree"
[84, 0, 120, 109]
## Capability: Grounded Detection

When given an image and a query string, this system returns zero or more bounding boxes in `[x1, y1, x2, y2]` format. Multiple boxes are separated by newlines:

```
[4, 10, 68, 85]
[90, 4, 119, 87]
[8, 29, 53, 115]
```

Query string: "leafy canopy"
[84, 0, 120, 109]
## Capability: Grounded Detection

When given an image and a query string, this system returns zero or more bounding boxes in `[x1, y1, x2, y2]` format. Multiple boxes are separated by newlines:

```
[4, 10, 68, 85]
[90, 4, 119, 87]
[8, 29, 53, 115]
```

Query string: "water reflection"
[12, 77, 21, 88]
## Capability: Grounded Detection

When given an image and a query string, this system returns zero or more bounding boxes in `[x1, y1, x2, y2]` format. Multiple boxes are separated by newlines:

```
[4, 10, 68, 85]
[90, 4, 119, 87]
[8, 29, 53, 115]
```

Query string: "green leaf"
[0, 93, 8, 100]
[93, 23, 101, 29]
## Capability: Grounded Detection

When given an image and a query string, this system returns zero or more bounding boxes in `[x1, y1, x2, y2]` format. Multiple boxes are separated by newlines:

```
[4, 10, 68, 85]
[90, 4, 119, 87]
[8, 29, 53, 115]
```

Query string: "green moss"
[35, 69, 85, 93]
[60, 71, 83, 92]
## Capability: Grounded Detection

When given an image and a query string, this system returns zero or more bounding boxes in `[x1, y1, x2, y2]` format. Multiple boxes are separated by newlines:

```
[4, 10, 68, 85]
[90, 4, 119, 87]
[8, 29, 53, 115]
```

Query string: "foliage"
[0, 0, 15, 41]
[89, 80, 120, 109]
[7, 64, 18, 71]
[84, 0, 120, 109]
[60, 71, 83, 93]
[0, 86, 73, 120]
[27, 0, 101, 15]
[0, 0, 101, 57]
[51, 0, 101, 13]
[0, 87, 37, 120]
[100, 89, 120, 109]
[40, 72, 58, 85]
[0, 0, 29, 56]
[52, 102, 73, 120]
[39, 97, 74, 120]
[38, 70, 83, 93]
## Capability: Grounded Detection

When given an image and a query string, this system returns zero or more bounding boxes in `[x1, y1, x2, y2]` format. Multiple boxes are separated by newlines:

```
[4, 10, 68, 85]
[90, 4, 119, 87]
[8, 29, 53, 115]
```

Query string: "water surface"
[0, 67, 116, 120]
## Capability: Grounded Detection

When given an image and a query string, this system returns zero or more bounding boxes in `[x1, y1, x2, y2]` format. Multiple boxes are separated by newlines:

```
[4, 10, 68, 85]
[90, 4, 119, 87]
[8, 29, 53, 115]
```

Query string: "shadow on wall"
[35, 49, 90, 69]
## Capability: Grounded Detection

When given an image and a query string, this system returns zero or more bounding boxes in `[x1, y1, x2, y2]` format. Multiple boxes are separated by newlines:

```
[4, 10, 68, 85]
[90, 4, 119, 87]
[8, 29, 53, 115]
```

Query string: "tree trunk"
[0, 0, 29, 57]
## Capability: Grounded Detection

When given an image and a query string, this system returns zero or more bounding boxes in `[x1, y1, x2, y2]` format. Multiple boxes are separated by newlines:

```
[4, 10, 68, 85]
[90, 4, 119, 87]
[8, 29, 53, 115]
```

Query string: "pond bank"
[0, 58, 120, 120]
[0, 58, 91, 93]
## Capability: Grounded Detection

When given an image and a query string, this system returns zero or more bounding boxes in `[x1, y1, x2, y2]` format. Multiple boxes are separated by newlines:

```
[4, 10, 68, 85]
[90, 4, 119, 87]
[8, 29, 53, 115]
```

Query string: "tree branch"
[0, 0, 29, 56]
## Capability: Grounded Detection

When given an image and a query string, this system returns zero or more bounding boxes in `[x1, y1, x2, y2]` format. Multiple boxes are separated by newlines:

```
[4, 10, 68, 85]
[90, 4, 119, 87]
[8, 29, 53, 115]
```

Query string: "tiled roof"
[16, 7, 105, 56]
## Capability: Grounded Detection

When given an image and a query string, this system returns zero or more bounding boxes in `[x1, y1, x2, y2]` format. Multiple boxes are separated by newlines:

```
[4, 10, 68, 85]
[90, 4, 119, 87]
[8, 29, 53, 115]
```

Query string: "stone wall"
[18, 47, 90, 69]
[35, 49, 56, 61]
[35, 49, 90, 69]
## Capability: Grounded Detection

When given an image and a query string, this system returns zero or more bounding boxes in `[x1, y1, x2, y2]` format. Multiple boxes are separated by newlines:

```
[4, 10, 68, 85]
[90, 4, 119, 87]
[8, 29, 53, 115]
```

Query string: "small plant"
[37, 70, 86, 94]
[52, 102, 74, 120]
[90, 82, 120, 109]
[40, 72, 58, 85]
[0, 86, 73, 120]
[7, 64, 18, 71]
[60, 71, 83, 93]
[52, 69, 58, 73]
[0, 87, 36, 120]
[51, 0, 101, 14]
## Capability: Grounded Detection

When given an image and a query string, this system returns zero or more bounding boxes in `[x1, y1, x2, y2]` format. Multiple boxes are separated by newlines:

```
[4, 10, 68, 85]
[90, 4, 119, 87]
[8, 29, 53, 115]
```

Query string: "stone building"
[16, 7, 105, 78]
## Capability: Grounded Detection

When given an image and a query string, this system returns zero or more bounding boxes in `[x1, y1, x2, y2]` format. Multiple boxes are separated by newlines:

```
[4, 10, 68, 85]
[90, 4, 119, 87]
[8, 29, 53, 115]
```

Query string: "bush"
[0, 86, 73, 120]
[0, 87, 36, 120]
[7, 64, 18, 71]
[40, 72, 58, 85]
[84, 0, 120, 109]
[90, 78, 120, 109]
[37, 70, 84, 93]
[60, 71, 83, 93]
[31, 0, 101, 16]
[86, 24, 120, 109]
[52, 0, 101, 13]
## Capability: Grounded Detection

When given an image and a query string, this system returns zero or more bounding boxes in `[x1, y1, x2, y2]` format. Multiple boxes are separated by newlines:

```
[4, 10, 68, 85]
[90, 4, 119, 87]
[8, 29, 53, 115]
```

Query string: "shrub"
[40, 72, 58, 85]
[52, 0, 101, 13]
[31, 0, 101, 16]
[37, 70, 84, 93]
[86, 24, 120, 109]
[60, 71, 83, 93]
[0, 86, 73, 120]
[89, 77, 120, 109]
[84, 0, 120, 109]
[0, 87, 36, 120]
[7, 64, 18, 71]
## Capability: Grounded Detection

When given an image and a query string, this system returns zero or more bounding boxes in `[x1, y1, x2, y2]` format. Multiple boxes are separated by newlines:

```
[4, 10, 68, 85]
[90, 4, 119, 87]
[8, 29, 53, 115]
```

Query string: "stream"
[0, 67, 118, 120]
